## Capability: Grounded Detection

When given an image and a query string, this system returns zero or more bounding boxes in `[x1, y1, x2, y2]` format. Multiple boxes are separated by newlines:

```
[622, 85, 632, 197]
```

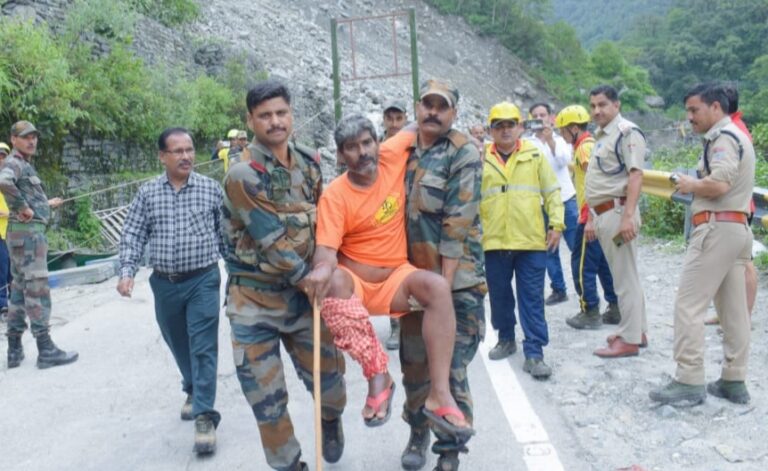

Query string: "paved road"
[0, 265, 590, 471]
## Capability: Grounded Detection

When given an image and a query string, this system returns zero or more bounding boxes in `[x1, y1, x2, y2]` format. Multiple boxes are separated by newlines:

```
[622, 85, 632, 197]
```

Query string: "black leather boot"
[36, 333, 78, 369]
[7, 334, 24, 368]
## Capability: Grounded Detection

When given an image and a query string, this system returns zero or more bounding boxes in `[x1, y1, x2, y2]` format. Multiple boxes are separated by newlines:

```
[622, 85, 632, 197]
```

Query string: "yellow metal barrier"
[641, 169, 677, 200]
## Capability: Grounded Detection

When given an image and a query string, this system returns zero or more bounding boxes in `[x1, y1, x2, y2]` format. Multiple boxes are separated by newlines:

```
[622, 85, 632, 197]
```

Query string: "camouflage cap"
[236, 130, 248, 139]
[0, 142, 10, 155]
[419, 79, 459, 108]
[10, 120, 39, 137]
[383, 100, 407, 113]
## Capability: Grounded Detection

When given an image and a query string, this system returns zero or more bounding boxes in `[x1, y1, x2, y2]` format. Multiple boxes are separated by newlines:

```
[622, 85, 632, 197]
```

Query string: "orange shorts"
[337, 263, 419, 317]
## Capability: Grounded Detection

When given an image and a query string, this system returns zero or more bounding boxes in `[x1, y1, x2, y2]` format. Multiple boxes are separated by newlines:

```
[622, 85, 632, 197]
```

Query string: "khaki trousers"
[594, 206, 647, 344]
[674, 220, 752, 385]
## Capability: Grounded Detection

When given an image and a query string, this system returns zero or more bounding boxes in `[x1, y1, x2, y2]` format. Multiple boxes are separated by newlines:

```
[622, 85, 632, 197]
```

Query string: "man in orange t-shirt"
[303, 114, 473, 443]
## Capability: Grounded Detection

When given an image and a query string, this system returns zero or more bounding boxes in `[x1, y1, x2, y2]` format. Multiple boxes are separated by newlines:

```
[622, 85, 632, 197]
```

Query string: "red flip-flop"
[422, 405, 475, 442]
[364, 381, 396, 427]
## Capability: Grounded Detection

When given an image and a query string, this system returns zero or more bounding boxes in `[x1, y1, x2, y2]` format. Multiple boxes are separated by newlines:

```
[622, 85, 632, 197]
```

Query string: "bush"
[129, 0, 199, 26]
[0, 20, 83, 142]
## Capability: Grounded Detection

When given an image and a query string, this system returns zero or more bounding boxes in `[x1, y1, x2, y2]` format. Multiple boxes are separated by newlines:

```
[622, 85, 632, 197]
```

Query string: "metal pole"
[408, 8, 419, 119]
[331, 18, 342, 123]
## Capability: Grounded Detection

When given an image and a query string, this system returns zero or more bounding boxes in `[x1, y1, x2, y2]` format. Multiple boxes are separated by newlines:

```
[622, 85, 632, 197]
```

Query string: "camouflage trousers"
[226, 283, 347, 471]
[5, 230, 51, 337]
[399, 285, 486, 454]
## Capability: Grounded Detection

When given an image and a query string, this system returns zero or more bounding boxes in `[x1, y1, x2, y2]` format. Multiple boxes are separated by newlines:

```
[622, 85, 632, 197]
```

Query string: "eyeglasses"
[164, 147, 196, 157]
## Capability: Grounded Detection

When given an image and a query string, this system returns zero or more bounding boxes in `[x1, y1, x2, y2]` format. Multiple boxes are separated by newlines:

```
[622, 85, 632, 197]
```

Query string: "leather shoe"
[607, 333, 648, 348]
[593, 336, 639, 358]
[321, 417, 344, 463]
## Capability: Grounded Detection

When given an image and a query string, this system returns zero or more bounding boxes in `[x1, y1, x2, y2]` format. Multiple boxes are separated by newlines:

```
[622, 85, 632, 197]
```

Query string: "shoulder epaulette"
[446, 129, 469, 149]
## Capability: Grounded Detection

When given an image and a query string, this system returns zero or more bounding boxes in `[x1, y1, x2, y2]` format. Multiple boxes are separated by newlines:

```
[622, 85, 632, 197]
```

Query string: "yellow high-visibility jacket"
[480, 139, 564, 251]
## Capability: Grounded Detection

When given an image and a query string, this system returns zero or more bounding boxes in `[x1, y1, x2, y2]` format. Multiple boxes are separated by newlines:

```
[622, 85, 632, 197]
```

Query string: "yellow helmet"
[227, 129, 239, 139]
[0, 142, 10, 154]
[488, 102, 521, 126]
[555, 105, 590, 128]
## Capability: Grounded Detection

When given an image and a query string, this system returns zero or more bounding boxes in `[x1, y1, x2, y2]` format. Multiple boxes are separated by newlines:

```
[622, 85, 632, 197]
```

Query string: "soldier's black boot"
[7, 334, 24, 368]
[321, 417, 344, 463]
[401, 426, 430, 470]
[434, 451, 460, 471]
[36, 333, 78, 369]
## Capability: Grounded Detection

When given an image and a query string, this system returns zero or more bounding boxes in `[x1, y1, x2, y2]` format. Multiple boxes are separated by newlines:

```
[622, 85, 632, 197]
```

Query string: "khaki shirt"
[691, 116, 755, 214]
[585, 114, 646, 206]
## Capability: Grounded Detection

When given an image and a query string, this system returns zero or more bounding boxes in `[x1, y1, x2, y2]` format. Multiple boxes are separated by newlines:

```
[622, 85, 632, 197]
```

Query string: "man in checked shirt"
[117, 127, 225, 456]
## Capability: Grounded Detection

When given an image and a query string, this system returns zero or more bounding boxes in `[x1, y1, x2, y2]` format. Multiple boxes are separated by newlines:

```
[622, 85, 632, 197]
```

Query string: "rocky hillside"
[6, 0, 550, 144]
[191, 0, 553, 152]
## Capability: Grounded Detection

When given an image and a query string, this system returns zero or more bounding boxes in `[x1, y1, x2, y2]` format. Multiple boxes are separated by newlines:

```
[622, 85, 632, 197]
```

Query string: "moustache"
[424, 116, 442, 125]
[267, 127, 287, 134]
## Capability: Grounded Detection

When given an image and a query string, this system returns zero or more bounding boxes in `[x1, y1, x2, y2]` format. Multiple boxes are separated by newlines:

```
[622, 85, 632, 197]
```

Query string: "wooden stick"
[312, 296, 323, 471]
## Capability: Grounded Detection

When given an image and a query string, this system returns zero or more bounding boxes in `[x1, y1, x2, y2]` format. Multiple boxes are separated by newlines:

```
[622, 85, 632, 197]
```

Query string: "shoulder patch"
[446, 129, 469, 149]
[249, 160, 267, 173]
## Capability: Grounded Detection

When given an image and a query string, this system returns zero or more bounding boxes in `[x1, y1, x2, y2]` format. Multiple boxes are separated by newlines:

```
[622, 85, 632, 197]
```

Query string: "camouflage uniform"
[0, 149, 53, 338]
[401, 130, 486, 454]
[222, 141, 346, 471]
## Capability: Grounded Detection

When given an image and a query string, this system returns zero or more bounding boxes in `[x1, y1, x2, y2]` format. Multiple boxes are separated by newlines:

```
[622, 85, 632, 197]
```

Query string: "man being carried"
[304, 114, 474, 444]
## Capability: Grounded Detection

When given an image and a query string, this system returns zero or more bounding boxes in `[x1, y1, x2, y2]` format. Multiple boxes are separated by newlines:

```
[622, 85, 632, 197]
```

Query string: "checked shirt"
[119, 172, 225, 278]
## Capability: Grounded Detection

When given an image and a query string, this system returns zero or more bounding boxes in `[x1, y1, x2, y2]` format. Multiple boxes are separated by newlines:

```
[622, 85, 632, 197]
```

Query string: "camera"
[524, 119, 545, 132]
[669, 173, 680, 184]
[222, 141, 230, 148]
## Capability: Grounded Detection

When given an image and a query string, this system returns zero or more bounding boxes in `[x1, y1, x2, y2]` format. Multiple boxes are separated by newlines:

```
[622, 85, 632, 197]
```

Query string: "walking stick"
[312, 296, 324, 471]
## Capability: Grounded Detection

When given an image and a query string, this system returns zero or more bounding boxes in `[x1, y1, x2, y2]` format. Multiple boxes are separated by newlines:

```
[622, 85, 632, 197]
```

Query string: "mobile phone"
[613, 233, 624, 247]
[524, 119, 545, 132]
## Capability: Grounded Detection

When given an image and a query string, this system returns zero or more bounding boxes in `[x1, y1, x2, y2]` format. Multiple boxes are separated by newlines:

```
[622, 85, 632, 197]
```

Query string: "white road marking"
[480, 328, 566, 471]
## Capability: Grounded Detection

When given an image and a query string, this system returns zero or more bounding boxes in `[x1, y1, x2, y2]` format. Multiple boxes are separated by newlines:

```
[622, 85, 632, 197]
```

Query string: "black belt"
[153, 263, 218, 283]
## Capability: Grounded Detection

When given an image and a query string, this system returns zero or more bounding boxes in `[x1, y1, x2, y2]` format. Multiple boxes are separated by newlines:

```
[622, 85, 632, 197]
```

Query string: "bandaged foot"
[321, 295, 389, 379]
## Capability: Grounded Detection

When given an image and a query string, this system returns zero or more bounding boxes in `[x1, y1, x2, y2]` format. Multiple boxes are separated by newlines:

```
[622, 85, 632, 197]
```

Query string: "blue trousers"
[545, 197, 578, 293]
[0, 238, 11, 309]
[149, 267, 221, 425]
[485, 250, 548, 358]
[571, 222, 617, 311]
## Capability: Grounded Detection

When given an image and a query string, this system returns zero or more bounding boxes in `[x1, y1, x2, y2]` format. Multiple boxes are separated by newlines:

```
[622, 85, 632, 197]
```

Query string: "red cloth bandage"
[321, 295, 389, 379]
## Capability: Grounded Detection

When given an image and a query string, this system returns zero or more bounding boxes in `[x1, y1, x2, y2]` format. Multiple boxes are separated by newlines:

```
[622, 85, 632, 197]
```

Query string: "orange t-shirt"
[316, 131, 414, 267]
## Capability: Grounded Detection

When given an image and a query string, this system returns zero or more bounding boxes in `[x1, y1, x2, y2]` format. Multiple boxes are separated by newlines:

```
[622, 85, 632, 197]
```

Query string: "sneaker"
[488, 339, 517, 360]
[193, 414, 216, 455]
[523, 357, 552, 380]
[649, 380, 706, 405]
[566, 308, 602, 330]
[545, 290, 568, 306]
[401, 426, 430, 470]
[321, 417, 344, 463]
[602, 303, 621, 325]
[181, 395, 194, 421]
[707, 379, 750, 404]
[385, 319, 400, 351]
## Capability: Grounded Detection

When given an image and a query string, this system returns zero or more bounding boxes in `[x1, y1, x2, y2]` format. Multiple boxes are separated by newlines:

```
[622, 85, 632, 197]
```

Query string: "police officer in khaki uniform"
[584, 85, 648, 358]
[650, 83, 755, 405]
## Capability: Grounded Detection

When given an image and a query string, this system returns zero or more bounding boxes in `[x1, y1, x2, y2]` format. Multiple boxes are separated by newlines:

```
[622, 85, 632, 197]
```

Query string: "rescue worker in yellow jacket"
[480, 102, 564, 380]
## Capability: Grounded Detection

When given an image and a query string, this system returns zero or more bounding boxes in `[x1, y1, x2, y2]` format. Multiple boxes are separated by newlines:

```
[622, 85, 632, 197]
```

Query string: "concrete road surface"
[0, 265, 590, 471]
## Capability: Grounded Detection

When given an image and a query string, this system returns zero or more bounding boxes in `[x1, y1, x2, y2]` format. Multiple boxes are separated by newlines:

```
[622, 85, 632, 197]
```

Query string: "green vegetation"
[551, 0, 673, 49]
[129, 0, 199, 26]
[425, 0, 657, 108]
[623, 0, 768, 122]
[62, 196, 105, 249]
[0, 0, 249, 165]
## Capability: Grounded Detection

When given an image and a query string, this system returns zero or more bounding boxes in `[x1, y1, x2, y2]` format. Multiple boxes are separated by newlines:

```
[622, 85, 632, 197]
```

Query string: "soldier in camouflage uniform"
[398, 80, 486, 471]
[221, 80, 346, 471]
[0, 121, 78, 369]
